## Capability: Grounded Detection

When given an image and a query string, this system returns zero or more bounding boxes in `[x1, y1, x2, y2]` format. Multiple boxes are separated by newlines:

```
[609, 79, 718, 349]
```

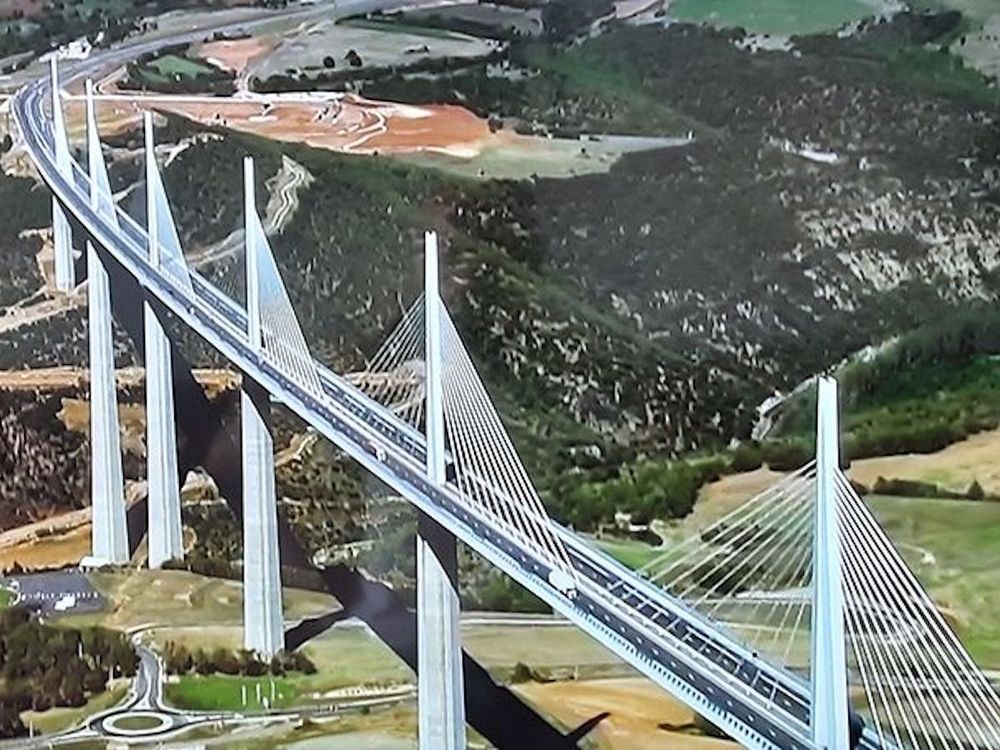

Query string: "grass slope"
[21, 684, 128, 735]
[670, 0, 877, 35]
[591, 536, 662, 570]
[150, 53, 215, 78]
[869, 495, 1000, 667]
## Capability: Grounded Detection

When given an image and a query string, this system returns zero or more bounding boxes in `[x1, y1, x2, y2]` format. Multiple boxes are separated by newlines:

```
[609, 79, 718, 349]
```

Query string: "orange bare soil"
[516, 678, 738, 750]
[160, 95, 494, 158]
[67, 78, 505, 158]
[194, 36, 276, 73]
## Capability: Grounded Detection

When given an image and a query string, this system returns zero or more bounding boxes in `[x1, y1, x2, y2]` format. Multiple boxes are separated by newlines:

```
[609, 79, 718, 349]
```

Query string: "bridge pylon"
[143, 112, 184, 569]
[811, 376, 850, 749]
[417, 230, 467, 750]
[240, 157, 285, 659]
[48, 58, 74, 292]
[82, 79, 129, 566]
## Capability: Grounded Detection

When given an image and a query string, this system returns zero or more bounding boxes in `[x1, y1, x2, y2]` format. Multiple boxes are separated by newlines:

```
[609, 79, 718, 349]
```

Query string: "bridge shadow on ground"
[86, 233, 607, 749]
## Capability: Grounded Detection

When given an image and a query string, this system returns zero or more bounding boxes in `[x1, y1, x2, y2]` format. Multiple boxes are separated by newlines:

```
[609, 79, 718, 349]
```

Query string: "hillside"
[2, 7, 1000, 592]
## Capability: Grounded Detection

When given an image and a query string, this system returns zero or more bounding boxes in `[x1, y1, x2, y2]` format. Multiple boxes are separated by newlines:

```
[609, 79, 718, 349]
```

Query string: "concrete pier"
[86, 243, 129, 565]
[241, 157, 284, 658]
[240, 381, 284, 657]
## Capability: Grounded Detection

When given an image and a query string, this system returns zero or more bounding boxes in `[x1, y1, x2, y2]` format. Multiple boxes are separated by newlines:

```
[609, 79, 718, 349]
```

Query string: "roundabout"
[100, 711, 178, 738]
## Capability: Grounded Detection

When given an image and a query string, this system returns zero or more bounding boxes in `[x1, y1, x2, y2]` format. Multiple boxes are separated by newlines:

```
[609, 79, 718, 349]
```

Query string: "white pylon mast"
[417, 230, 466, 750]
[143, 112, 184, 569]
[811, 376, 851, 749]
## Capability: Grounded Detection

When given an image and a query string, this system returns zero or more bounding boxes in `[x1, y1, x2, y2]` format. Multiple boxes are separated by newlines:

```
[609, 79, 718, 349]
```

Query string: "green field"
[869, 495, 1000, 667]
[165, 674, 298, 712]
[151, 54, 216, 78]
[670, 0, 877, 35]
[588, 493, 1000, 670]
[0, 587, 14, 608]
[153, 618, 628, 710]
[111, 715, 164, 731]
[592, 536, 662, 570]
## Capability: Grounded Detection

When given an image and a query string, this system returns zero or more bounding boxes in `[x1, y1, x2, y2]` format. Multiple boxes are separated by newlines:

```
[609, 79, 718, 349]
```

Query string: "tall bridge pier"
[83, 78, 129, 566]
[240, 157, 285, 658]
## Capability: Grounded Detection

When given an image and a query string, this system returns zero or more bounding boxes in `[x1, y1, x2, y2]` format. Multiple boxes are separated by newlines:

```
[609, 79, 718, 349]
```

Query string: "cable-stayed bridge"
[10, 56, 1000, 750]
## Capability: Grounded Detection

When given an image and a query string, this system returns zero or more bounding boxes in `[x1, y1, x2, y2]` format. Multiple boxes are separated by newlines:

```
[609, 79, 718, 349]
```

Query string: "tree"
[212, 647, 240, 675]
[59, 673, 86, 708]
[322, 55, 335, 69]
[193, 649, 213, 675]
[165, 642, 193, 674]
[730, 442, 763, 472]
[0, 703, 26, 739]
[967, 479, 986, 501]
[270, 655, 285, 676]
[83, 668, 107, 694]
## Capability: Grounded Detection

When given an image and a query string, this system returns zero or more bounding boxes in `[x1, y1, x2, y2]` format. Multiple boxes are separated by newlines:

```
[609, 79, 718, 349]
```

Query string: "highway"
[8, 4, 882, 748]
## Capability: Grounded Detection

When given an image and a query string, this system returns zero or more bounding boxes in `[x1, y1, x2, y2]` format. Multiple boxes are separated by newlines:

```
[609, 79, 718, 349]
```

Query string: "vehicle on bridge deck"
[547, 569, 577, 599]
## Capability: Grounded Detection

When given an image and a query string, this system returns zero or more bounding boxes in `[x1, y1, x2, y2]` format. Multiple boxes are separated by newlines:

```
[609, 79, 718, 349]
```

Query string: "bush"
[967, 480, 985, 501]
[730, 442, 763, 472]
[871, 476, 967, 500]
[760, 439, 812, 472]
[0, 703, 25, 739]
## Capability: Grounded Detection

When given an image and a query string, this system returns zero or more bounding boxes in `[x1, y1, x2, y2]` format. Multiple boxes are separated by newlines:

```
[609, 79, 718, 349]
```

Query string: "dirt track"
[194, 36, 277, 74]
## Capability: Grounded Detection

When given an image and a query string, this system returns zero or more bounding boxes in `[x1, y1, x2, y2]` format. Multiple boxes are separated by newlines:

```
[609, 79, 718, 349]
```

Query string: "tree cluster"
[540, 0, 614, 41]
[552, 457, 727, 530]
[121, 47, 235, 96]
[0, 607, 137, 738]
[162, 641, 316, 677]
[253, 49, 502, 94]
[0, 390, 88, 534]
[871, 476, 992, 502]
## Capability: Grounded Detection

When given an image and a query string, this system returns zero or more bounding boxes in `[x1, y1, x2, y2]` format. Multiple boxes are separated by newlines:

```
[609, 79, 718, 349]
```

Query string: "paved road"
[3, 569, 103, 616]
